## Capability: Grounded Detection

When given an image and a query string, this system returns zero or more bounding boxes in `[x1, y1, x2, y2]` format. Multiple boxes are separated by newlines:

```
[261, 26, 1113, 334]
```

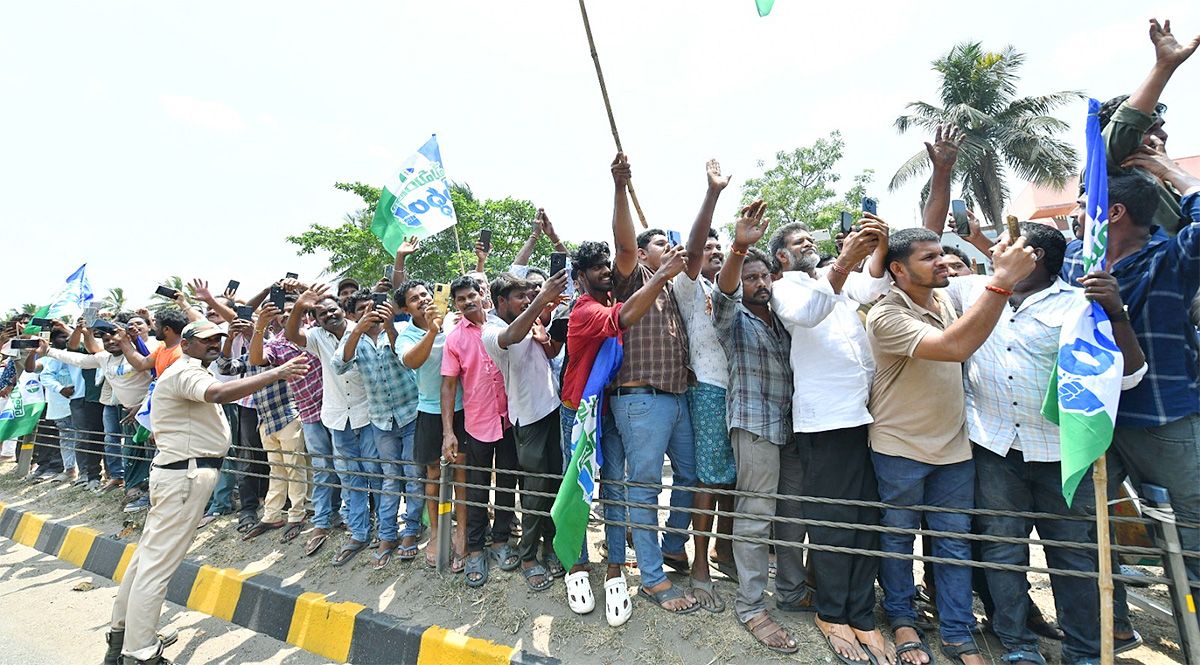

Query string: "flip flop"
[242, 520, 285, 541]
[197, 514, 219, 530]
[373, 546, 397, 571]
[543, 552, 566, 579]
[814, 618, 872, 665]
[487, 543, 520, 571]
[332, 540, 367, 567]
[691, 578, 725, 613]
[450, 552, 465, 574]
[465, 552, 489, 587]
[638, 584, 699, 614]
[397, 542, 419, 562]
[741, 611, 799, 654]
[280, 521, 304, 544]
[304, 531, 329, 557]
[236, 513, 257, 534]
[424, 549, 438, 568]
[521, 563, 553, 592]
[661, 553, 690, 574]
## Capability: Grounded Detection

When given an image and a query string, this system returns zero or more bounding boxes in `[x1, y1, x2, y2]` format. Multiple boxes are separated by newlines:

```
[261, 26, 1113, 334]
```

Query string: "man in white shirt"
[286, 284, 378, 567]
[482, 271, 570, 592]
[767, 214, 893, 663]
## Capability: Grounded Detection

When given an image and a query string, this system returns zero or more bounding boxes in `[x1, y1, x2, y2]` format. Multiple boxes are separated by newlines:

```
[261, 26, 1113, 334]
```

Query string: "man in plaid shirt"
[217, 310, 309, 544]
[252, 298, 335, 557]
[1062, 155, 1200, 639]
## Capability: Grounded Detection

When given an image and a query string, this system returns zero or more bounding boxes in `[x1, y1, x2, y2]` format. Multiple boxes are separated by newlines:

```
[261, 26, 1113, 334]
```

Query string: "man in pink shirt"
[441, 275, 520, 587]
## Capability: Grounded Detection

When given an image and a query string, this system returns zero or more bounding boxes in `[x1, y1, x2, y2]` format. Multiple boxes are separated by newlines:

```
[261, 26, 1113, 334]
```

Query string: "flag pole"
[1094, 456, 1114, 665]
[451, 226, 466, 275]
[577, 0, 648, 229]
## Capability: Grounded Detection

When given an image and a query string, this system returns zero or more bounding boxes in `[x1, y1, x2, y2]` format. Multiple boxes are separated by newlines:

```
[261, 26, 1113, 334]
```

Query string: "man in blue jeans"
[286, 284, 377, 567]
[866, 228, 1036, 665]
[607, 152, 698, 614]
[336, 291, 421, 570]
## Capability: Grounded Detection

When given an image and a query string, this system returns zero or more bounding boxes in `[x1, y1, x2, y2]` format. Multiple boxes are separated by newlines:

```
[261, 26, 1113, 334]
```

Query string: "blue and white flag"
[370, 135, 458, 256]
[45, 264, 94, 320]
[1041, 98, 1123, 506]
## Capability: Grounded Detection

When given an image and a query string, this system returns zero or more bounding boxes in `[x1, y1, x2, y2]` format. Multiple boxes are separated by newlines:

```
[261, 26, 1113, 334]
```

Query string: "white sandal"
[604, 576, 632, 627]
[565, 570, 595, 614]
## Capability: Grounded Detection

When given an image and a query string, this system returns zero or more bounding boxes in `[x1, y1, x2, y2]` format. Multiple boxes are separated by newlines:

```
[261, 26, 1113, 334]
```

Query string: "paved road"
[0, 537, 332, 664]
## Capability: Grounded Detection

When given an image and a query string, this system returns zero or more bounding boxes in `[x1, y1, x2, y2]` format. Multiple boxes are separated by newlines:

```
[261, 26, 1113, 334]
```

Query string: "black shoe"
[105, 628, 179, 665]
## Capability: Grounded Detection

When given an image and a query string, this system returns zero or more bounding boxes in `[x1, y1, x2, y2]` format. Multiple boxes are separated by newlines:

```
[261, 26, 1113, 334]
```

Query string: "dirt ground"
[0, 463, 1185, 665]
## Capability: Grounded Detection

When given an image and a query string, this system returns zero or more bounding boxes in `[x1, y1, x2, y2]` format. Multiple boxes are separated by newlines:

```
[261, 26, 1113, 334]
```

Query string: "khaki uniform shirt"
[866, 286, 970, 465]
[150, 356, 230, 465]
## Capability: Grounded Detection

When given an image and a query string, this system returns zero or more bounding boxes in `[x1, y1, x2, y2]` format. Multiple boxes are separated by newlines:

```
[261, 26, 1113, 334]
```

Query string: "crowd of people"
[2, 17, 1199, 665]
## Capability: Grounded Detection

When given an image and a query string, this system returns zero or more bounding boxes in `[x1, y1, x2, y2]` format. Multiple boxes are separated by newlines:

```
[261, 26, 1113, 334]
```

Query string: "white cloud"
[159, 93, 246, 132]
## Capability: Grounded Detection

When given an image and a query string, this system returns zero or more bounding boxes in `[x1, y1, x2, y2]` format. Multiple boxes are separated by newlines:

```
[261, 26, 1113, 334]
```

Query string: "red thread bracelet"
[984, 284, 1013, 297]
[829, 263, 851, 276]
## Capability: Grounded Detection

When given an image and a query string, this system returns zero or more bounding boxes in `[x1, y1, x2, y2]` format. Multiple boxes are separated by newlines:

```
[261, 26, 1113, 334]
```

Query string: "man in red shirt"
[558, 235, 686, 625]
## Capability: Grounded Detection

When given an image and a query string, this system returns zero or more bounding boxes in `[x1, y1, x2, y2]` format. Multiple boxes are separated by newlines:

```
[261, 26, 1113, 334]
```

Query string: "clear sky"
[2, 1, 1195, 311]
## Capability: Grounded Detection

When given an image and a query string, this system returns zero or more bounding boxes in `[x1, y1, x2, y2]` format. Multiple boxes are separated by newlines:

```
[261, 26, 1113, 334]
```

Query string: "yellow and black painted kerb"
[0, 501, 558, 665]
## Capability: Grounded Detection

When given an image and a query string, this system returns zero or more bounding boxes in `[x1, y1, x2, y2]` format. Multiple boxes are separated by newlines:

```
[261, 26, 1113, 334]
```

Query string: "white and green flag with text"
[370, 135, 458, 256]
[0, 374, 47, 441]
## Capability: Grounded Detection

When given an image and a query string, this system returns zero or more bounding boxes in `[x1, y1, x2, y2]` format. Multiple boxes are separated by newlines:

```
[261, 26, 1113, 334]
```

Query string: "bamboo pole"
[578, 0, 648, 228]
[1094, 455, 1114, 665]
[451, 225, 467, 275]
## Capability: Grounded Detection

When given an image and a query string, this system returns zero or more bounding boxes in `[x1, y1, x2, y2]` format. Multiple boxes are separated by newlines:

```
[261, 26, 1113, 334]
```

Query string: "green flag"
[370, 135, 458, 256]
[755, 0, 775, 16]
[0, 374, 47, 442]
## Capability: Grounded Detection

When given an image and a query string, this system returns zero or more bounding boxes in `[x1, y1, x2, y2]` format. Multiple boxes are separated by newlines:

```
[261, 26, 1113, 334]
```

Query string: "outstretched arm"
[611, 153, 639, 278]
[685, 159, 731, 279]
[617, 245, 687, 329]
[921, 124, 965, 234]
[1127, 19, 1199, 116]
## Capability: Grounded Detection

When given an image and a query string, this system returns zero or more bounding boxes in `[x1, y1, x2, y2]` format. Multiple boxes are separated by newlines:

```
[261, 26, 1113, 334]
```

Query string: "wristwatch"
[1107, 305, 1130, 323]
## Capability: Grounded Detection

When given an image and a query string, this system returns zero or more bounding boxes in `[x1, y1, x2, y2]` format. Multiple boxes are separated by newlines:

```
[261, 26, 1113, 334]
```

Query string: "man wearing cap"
[103, 321, 309, 665]
[337, 278, 360, 310]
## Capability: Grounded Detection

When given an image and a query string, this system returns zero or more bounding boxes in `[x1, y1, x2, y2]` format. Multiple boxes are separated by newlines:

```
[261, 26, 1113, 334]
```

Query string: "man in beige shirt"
[865, 228, 1034, 665]
[104, 321, 308, 665]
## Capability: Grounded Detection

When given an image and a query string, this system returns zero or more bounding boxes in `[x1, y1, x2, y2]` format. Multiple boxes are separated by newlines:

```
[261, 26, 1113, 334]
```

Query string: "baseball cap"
[337, 277, 360, 293]
[181, 321, 226, 340]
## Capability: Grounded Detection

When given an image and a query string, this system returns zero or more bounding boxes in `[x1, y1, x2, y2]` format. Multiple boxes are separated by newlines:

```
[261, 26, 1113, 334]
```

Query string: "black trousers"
[33, 415, 64, 473]
[464, 426, 519, 553]
[796, 425, 880, 629]
[70, 400, 104, 481]
[514, 411, 561, 562]
[235, 405, 269, 516]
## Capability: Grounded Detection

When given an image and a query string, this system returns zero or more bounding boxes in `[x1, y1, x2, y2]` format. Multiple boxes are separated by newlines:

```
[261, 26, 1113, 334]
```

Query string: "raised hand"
[474, 240, 488, 261]
[256, 302, 281, 325]
[925, 124, 966, 169]
[190, 278, 214, 303]
[536, 269, 570, 306]
[733, 200, 769, 248]
[228, 318, 253, 338]
[295, 283, 329, 311]
[840, 215, 887, 264]
[707, 158, 731, 192]
[657, 244, 688, 279]
[397, 235, 420, 258]
[990, 236, 1037, 290]
[1149, 18, 1200, 69]
[354, 308, 382, 333]
[611, 153, 631, 190]
[422, 303, 443, 334]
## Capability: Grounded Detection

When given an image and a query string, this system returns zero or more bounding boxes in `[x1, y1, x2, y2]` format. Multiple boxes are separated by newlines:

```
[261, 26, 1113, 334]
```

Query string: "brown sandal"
[741, 611, 798, 654]
[304, 529, 329, 557]
[280, 521, 305, 544]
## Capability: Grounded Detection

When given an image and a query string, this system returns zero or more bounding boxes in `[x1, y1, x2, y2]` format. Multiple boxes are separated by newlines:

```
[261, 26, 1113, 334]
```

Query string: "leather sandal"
[741, 611, 798, 654]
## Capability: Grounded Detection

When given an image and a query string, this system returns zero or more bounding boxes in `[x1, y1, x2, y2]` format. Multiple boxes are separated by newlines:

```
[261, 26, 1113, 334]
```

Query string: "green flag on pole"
[370, 135, 458, 256]
[0, 374, 47, 442]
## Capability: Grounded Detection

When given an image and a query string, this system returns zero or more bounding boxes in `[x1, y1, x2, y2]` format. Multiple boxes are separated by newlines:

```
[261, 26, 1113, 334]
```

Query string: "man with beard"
[482, 270, 571, 591]
[558, 237, 687, 624]
[286, 285, 375, 567]
[713, 202, 794, 653]
[102, 320, 308, 665]
[866, 228, 1035, 665]
[672, 159, 734, 610]
[767, 212, 892, 664]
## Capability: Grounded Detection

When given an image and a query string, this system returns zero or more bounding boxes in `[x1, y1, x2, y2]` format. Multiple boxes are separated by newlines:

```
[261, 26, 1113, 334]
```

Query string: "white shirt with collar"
[305, 326, 370, 431]
[481, 311, 560, 427]
[770, 267, 892, 433]
[673, 272, 729, 389]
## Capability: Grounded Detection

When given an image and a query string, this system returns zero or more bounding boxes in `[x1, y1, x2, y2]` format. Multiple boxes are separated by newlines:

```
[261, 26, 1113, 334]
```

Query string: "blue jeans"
[102, 404, 125, 480]
[561, 404, 626, 566]
[974, 446, 1099, 663]
[330, 423, 380, 543]
[610, 392, 697, 588]
[371, 419, 422, 542]
[872, 452, 976, 644]
[302, 421, 340, 530]
[54, 417, 77, 472]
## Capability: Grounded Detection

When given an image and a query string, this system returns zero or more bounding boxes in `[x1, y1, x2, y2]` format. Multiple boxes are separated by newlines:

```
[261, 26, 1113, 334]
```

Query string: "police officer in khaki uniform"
[105, 320, 309, 665]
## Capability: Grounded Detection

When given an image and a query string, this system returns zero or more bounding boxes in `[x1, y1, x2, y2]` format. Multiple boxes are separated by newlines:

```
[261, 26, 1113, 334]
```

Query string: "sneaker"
[124, 495, 150, 513]
[86, 479, 103, 492]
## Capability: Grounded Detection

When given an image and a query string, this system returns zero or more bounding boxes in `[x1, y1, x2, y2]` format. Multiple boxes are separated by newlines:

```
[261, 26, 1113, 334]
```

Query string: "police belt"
[154, 457, 224, 471]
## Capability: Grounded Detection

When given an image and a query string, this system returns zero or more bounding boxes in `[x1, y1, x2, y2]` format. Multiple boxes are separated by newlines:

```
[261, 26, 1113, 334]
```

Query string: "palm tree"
[889, 42, 1083, 232]
[98, 287, 127, 313]
[21, 303, 40, 315]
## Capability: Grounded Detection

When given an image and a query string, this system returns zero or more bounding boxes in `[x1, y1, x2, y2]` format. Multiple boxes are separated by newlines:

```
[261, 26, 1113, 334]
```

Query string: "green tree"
[287, 182, 564, 287]
[890, 42, 1082, 233]
[98, 287, 127, 313]
[736, 131, 874, 253]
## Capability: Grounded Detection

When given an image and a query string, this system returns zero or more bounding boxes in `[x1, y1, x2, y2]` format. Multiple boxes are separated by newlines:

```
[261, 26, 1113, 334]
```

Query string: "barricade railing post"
[436, 459, 451, 573]
[15, 433, 35, 478]
[1140, 483, 1200, 665]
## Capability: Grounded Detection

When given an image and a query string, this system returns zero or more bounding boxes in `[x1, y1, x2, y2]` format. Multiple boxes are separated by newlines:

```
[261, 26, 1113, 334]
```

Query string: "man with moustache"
[102, 320, 308, 665]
